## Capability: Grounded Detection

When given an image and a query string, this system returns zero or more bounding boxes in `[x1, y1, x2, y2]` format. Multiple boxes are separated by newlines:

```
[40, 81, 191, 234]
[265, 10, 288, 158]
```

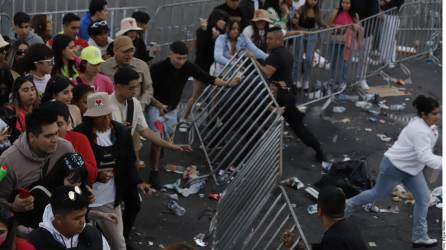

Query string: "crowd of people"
[0, 0, 440, 249]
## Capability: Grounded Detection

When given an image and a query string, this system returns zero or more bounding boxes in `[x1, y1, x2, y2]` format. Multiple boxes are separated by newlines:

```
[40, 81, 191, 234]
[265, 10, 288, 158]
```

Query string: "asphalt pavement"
[131, 56, 442, 250]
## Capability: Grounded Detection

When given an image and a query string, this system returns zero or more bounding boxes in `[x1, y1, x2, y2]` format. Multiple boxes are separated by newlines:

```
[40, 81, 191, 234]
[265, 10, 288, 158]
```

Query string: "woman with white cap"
[242, 9, 273, 52]
[77, 46, 113, 94]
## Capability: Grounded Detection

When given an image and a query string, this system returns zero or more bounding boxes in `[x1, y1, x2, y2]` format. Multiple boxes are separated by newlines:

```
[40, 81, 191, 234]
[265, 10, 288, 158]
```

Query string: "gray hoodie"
[0, 133, 74, 204]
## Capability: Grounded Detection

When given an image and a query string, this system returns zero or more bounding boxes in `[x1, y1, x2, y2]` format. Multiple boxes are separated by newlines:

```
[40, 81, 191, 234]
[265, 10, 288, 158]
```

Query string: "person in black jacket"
[27, 185, 110, 250]
[73, 92, 151, 250]
[239, 0, 264, 20]
[312, 185, 367, 250]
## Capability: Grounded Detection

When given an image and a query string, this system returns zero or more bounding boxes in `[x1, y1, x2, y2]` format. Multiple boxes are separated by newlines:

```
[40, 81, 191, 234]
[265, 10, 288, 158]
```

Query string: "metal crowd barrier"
[26, 6, 148, 40]
[284, 7, 416, 108]
[191, 50, 283, 184]
[146, 0, 220, 60]
[394, 0, 442, 64]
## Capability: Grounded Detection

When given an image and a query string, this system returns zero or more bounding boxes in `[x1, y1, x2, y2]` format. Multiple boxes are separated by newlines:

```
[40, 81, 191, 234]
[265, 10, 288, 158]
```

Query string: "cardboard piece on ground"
[368, 85, 411, 97]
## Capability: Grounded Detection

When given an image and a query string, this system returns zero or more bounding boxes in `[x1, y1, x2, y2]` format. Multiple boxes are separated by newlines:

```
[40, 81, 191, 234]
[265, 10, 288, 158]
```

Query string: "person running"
[345, 95, 442, 248]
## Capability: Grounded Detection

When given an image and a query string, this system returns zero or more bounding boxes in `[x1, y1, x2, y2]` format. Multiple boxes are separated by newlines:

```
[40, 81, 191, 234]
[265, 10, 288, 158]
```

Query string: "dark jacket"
[239, 0, 264, 20]
[381, 0, 405, 11]
[351, 0, 379, 37]
[133, 36, 151, 63]
[195, 28, 215, 72]
[214, 3, 248, 28]
[27, 224, 103, 250]
[73, 120, 142, 206]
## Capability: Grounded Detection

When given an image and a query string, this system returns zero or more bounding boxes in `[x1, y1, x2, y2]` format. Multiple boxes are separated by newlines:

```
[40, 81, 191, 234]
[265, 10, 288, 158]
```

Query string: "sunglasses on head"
[67, 186, 83, 201]
[91, 20, 108, 29]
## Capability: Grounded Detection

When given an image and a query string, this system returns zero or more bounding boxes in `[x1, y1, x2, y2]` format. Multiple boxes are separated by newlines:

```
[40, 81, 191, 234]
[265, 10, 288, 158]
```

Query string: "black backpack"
[314, 158, 375, 198]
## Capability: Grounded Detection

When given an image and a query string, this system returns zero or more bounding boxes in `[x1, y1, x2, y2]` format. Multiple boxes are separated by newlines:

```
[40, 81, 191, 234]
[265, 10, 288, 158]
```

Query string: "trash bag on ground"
[314, 158, 375, 198]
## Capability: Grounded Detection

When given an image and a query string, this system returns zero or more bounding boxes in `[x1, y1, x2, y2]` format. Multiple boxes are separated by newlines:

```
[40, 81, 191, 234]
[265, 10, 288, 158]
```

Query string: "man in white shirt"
[109, 66, 192, 189]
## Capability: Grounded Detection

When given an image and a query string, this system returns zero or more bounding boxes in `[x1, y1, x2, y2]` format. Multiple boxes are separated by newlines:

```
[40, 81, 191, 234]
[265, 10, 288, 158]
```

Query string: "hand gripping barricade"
[189, 50, 310, 249]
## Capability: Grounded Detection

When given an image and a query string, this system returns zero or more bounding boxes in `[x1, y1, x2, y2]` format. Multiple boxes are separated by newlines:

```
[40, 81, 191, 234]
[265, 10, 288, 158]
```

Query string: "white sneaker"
[358, 80, 369, 90]
[295, 81, 302, 88]
[303, 81, 310, 90]
[412, 238, 438, 248]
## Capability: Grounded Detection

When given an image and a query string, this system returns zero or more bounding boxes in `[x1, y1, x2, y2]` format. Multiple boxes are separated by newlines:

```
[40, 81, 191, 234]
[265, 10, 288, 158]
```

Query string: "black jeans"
[122, 185, 141, 240]
[276, 89, 322, 154]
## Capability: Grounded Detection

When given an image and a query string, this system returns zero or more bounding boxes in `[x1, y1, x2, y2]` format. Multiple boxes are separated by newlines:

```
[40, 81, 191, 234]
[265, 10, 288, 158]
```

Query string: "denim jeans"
[329, 43, 349, 82]
[345, 157, 431, 241]
[292, 34, 318, 83]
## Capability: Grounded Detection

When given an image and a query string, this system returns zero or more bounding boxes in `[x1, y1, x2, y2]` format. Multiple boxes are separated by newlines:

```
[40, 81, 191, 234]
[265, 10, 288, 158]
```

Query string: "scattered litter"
[389, 104, 406, 111]
[355, 101, 373, 110]
[365, 128, 373, 132]
[378, 103, 389, 110]
[179, 179, 206, 197]
[164, 164, 185, 174]
[429, 186, 442, 208]
[193, 233, 208, 247]
[340, 118, 351, 123]
[405, 98, 410, 101]
[363, 203, 399, 213]
[159, 244, 165, 249]
[376, 134, 391, 142]
[167, 200, 186, 216]
[208, 192, 221, 201]
[363, 93, 379, 102]
[436, 219, 440, 223]
[281, 177, 304, 190]
[183, 165, 199, 180]
[368, 117, 378, 123]
[199, 193, 205, 198]
[322, 161, 332, 172]
[368, 242, 377, 247]
[379, 119, 385, 124]
[368, 84, 411, 97]
[337, 94, 359, 102]
[168, 194, 179, 201]
[368, 107, 381, 116]
[291, 203, 297, 208]
[333, 106, 347, 113]
[307, 204, 318, 214]
[332, 135, 338, 143]
[147, 241, 154, 246]
[305, 187, 319, 199]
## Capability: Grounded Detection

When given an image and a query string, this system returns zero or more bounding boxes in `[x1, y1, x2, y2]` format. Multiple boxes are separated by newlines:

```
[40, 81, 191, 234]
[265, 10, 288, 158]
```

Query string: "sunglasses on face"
[34, 57, 55, 65]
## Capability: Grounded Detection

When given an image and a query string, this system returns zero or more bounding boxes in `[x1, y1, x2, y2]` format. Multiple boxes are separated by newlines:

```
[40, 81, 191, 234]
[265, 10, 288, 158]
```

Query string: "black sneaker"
[149, 170, 162, 190]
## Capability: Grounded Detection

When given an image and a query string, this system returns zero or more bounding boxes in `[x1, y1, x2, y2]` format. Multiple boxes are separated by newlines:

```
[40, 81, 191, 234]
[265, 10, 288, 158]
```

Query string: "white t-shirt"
[90, 128, 116, 208]
[33, 74, 51, 95]
[110, 94, 148, 135]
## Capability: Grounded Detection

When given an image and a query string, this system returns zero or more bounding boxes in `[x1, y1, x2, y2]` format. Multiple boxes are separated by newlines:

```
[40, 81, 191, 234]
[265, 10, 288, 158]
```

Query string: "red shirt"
[64, 130, 97, 184]
[16, 237, 36, 250]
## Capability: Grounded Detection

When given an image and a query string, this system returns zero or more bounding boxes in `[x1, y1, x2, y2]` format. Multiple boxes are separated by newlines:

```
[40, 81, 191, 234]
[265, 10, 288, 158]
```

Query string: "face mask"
[0, 231, 7, 246]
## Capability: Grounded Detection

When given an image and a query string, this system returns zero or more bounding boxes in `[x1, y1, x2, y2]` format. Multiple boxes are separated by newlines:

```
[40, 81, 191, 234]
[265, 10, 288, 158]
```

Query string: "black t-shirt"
[133, 36, 151, 63]
[265, 46, 294, 88]
[150, 59, 216, 110]
[312, 219, 368, 250]
[0, 69, 13, 106]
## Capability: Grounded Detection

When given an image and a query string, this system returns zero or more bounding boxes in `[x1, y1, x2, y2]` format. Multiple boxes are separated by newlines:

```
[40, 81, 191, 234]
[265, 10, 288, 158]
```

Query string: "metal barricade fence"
[191, 50, 283, 184]
[394, 0, 442, 64]
[145, 0, 220, 60]
[26, 6, 148, 41]
[284, 7, 401, 108]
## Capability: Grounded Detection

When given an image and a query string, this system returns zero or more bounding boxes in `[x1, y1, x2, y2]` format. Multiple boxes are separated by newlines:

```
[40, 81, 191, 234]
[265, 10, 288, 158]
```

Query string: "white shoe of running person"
[358, 80, 369, 90]
[412, 237, 438, 248]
